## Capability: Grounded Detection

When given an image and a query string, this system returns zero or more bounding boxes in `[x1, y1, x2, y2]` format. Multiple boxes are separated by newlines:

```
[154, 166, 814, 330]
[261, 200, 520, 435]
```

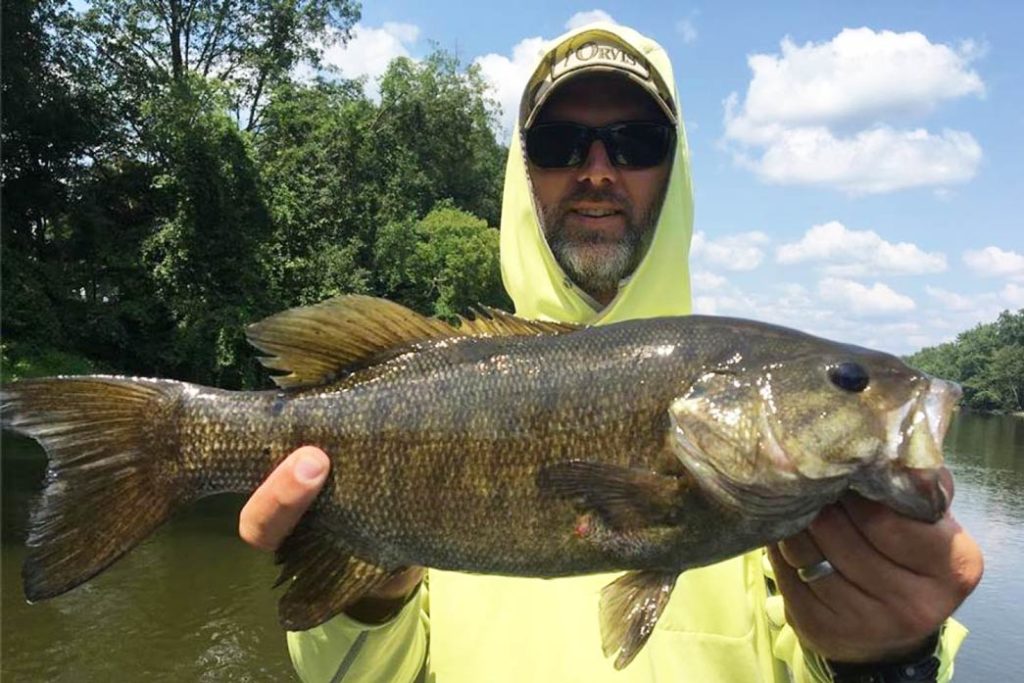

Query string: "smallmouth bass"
[1, 296, 959, 668]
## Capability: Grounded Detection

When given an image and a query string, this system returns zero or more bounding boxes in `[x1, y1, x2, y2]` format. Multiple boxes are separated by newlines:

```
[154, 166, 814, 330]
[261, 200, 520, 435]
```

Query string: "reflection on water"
[1, 435, 293, 682]
[941, 412, 1024, 681]
[3, 413, 1023, 680]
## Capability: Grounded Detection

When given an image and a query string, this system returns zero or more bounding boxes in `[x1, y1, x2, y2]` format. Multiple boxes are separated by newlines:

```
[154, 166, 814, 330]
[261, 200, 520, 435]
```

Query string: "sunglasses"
[525, 121, 675, 169]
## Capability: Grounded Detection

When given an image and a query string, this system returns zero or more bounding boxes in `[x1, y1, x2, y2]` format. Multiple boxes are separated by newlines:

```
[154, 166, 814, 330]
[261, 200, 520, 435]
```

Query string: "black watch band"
[828, 633, 941, 683]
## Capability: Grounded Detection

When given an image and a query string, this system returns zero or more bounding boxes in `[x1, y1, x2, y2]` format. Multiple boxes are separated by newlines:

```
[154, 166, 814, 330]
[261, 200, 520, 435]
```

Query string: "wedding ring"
[797, 559, 835, 583]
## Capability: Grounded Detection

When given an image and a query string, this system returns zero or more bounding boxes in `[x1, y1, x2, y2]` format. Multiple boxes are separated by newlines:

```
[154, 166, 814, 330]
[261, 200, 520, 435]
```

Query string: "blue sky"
[323, 1, 1023, 354]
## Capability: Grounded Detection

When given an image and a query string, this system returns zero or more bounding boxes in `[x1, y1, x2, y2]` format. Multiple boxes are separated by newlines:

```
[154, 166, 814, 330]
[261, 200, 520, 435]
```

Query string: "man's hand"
[239, 446, 425, 623]
[768, 468, 983, 664]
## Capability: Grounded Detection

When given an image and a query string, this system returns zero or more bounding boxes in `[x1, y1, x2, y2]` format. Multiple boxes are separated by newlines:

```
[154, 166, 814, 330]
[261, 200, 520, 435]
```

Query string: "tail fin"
[1, 376, 191, 601]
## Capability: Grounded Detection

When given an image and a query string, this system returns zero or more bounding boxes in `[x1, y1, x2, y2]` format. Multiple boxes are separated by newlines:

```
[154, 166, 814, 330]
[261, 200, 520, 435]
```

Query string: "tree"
[254, 51, 507, 312]
[2, 5, 510, 388]
[374, 52, 506, 225]
[907, 309, 1024, 412]
[254, 79, 377, 308]
[1, 0, 123, 357]
[78, 0, 360, 133]
[375, 201, 511, 320]
[142, 83, 274, 386]
[986, 345, 1024, 411]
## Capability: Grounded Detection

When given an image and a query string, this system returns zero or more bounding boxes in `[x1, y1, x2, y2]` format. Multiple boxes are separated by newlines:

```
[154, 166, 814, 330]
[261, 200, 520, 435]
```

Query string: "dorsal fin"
[247, 296, 460, 389]
[246, 296, 581, 390]
[457, 306, 580, 337]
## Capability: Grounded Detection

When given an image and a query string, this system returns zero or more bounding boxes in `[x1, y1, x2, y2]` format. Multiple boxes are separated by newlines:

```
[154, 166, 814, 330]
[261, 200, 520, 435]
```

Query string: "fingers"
[839, 493, 958, 576]
[776, 520, 879, 617]
[771, 487, 983, 663]
[809, 503, 920, 599]
[770, 537, 913, 662]
[768, 543, 832, 614]
[768, 543, 847, 650]
[776, 529, 825, 573]
[239, 446, 330, 551]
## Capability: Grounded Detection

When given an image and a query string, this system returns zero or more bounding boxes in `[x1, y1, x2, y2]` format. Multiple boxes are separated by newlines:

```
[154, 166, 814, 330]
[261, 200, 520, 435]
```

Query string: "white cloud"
[778, 283, 814, 308]
[692, 290, 757, 317]
[474, 37, 547, 139]
[963, 246, 1024, 280]
[776, 221, 947, 276]
[565, 10, 617, 30]
[732, 29, 983, 129]
[684, 270, 1007, 354]
[683, 274, 1011, 354]
[723, 28, 985, 194]
[676, 19, 698, 45]
[732, 125, 981, 194]
[1003, 283, 1024, 307]
[692, 270, 728, 291]
[692, 296, 719, 315]
[923, 284, 1021, 330]
[691, 230, 770, 271]
[926, 286, 976, 312]
[818, 278, 916, 315]
[320, 22, 421, 96]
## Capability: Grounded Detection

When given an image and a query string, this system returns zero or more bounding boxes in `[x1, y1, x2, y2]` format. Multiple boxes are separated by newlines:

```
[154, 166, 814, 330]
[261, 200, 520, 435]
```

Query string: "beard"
[541, 188, 658, 298]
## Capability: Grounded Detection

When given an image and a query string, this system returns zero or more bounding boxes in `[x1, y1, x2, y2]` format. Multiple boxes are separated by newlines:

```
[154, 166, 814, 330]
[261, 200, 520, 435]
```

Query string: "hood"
[499, 22, 694, 326]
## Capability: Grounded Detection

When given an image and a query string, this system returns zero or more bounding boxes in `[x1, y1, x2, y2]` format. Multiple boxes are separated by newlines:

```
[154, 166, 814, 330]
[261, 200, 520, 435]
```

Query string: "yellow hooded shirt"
[288, 23, 966, 683]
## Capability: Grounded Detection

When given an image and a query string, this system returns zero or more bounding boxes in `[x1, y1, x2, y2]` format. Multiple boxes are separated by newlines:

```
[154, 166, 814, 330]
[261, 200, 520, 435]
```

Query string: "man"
[239, 23, 982, 682]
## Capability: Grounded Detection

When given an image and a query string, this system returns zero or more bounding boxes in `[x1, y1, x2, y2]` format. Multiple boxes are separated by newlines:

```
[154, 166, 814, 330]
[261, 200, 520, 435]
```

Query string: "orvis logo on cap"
[551, 40, 651, 81]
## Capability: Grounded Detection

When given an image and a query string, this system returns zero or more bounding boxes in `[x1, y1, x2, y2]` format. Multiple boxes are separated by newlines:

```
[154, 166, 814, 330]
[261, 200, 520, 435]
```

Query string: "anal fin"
[274, 520, 392, 630]
[600, 570, 678, 669]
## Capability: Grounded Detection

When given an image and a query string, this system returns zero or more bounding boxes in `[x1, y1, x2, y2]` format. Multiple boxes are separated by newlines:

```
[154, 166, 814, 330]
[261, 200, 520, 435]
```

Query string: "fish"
[0, 295, 960, 668]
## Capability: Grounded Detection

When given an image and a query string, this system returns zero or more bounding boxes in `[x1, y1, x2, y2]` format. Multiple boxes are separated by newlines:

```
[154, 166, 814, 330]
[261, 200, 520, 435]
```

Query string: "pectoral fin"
[600, 570, 678, 669]
[537, 461, 686, 530]
[274, 520, 393, 630]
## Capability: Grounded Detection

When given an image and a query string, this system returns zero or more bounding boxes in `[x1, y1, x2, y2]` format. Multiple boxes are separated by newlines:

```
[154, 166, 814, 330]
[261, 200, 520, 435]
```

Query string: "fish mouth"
[854, 377, 960, 522]
[873, 466, 951, 523]
[899, 377, 961, 469]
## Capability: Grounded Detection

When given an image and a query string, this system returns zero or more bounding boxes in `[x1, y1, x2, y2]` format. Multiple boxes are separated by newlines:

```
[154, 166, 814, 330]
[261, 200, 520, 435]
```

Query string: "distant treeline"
[2, 0, 510, 389]
[906, 310, 1024, 412]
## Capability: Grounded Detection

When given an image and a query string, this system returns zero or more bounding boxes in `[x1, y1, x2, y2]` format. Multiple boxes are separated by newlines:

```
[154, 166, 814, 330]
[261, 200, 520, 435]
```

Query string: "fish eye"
[828, 362, 870, 393]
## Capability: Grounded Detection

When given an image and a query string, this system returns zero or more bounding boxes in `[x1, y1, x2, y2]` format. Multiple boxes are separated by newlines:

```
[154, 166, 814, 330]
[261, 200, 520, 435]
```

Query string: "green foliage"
[376, 201, 512, 319]
[374, 53, 506, 225]
[142, 80, 274, 386]
[0, 342, 99, 383]
[254, 58, 507, 311]
[906, 310, 1024, 412]
[2, 1, 509, 390]
[78, 0, 360, 131]
[2, 0, 116, 351]
[255, 79, 377, 307]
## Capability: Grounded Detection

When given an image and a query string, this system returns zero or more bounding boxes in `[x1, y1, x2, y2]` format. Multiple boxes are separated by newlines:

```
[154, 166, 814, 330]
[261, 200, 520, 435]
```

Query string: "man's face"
[528, 76, 672, 305]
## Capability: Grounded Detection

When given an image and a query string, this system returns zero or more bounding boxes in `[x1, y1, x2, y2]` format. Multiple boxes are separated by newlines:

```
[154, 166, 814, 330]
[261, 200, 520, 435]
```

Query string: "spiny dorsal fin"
[457, 307, 581, 337]
[247, 296, 460, 389]
[247, 296, 581, 390]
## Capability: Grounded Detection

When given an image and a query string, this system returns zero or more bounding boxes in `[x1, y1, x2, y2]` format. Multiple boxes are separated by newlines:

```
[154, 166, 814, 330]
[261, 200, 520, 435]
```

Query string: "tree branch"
[197, 0, 233, 77]
[245, 68, 268, 131]
[181, 0, 201, 70]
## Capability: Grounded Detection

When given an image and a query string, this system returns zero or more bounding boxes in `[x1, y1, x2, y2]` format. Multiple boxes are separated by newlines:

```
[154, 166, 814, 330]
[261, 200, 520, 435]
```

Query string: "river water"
[2, 412, 1022, 680]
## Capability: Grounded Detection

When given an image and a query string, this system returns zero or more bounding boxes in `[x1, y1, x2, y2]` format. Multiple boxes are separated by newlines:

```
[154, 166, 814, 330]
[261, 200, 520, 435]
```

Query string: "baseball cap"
[520, 30, 678, 130]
